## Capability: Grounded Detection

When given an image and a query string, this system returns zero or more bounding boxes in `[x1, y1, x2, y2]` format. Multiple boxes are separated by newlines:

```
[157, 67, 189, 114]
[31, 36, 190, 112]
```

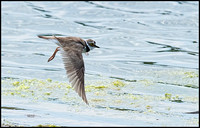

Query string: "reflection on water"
[146, 41, 199, 56]
[1, 1, 199, 127]
[1, 106, 26, 110]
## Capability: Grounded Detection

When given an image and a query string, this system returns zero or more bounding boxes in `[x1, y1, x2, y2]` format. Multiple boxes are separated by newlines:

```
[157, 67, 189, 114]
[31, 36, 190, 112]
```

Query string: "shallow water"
[1, 1, 199, 126]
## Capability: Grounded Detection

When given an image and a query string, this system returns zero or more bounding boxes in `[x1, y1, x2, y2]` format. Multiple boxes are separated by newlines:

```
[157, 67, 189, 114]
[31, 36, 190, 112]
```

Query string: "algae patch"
[164, 93, 184, 103]
[139, 79, 154, 86]
[85, 85, 107, 92]
[184, 71, 199, 78]
[165, 93, 172, 100]
[2, 78, 72, 102]
[112, 80, 126, 87]
[36, 124, 59, 127]
[1, 74, 198, 116]
[2, 79, 128, 104]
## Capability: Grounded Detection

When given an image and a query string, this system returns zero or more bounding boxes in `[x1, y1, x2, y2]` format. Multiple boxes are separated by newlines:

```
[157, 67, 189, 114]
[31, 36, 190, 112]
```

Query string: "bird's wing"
[61, 46, 89, 105]
[38, 35, 89, 105]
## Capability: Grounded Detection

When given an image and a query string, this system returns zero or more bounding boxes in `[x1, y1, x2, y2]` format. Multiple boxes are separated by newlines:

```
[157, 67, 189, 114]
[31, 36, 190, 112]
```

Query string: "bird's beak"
[94, 44, 100, 48]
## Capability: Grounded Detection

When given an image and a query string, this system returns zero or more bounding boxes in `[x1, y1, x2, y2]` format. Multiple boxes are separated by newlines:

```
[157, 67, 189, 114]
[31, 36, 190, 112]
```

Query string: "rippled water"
[1, 1, 199, 126]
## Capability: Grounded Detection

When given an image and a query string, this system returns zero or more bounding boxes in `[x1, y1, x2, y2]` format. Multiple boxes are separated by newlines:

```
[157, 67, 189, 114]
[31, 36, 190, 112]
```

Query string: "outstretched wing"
[38, 35, 89, 105]
[61, 46, 89, 105]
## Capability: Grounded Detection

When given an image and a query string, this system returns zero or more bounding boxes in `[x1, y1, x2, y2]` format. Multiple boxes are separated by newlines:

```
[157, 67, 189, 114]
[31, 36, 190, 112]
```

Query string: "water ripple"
[146, 41, 199, 56]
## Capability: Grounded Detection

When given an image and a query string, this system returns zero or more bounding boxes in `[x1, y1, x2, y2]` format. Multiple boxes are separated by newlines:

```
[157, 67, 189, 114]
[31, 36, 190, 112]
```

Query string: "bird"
[38, 35, 100, 105]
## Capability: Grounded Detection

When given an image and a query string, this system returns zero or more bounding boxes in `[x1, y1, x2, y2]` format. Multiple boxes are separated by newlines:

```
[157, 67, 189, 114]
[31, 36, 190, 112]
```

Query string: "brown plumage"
[38, 35, 99, 105]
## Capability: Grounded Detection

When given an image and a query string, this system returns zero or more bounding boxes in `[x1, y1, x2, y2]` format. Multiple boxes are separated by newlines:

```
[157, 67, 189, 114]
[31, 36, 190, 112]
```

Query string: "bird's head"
[86, 39, 100, 50]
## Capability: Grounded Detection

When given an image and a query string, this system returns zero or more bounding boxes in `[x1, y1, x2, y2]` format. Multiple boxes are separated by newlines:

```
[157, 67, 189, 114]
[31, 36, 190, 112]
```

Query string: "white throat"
[83, 41, 92, 53]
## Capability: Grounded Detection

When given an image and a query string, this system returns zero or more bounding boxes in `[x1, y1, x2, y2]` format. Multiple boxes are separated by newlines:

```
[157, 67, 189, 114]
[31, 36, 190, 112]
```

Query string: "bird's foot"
[48, 47, 60, 62]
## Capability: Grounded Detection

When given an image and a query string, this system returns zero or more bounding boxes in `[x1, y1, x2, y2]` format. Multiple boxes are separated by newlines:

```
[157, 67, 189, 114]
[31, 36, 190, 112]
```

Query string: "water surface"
[1, 1, 199, 126]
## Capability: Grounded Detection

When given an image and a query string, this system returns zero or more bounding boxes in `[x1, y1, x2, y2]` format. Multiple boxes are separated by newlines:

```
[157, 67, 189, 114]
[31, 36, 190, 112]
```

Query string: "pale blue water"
[1, 1, 199, 126]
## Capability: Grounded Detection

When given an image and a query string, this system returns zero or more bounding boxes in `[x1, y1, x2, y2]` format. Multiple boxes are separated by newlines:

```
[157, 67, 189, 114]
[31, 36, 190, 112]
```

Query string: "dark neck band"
[85, 42, 90, 52]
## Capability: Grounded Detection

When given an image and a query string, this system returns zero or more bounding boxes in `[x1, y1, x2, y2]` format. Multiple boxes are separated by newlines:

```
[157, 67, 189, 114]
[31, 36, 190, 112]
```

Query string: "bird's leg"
[48, 47, 60, 62]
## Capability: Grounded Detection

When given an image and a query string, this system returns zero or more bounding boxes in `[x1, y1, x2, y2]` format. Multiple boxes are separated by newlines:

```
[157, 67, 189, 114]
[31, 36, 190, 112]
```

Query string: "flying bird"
[38, 35, 100, 105]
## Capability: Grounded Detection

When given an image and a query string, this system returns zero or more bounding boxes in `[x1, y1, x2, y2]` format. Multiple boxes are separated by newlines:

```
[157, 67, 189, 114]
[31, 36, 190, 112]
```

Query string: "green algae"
[1, 119, 21, 127]
[146, 105, 152, 110]
[1, 76, 198, 105]
[139, 79, 154, 86]
[12, 81, 20, 86]
[164, 93, 185, 103]
[36, 124, 59, 127]
[165, 93, 172, 100]
[2, 78, 73, 102]
[44, 92, 52, 96]
[112, 80, 126, 87]
[127, 94, 140, 100]
[46, 78, 52, 82]
[1, 70, 199, 127]
[85, 85, 108, 92]
[1, 68, 198, 114]
[184, 71, 199, 78]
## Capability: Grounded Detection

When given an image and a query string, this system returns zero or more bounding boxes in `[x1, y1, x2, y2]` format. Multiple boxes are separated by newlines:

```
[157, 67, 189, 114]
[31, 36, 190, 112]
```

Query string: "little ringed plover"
[38, 35, 99, 105]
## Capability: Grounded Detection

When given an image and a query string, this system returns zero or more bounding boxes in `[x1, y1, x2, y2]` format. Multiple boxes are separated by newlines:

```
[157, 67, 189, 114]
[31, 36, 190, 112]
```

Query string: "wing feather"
[60, 41, 89, 105]
[38, 35, 89, 105]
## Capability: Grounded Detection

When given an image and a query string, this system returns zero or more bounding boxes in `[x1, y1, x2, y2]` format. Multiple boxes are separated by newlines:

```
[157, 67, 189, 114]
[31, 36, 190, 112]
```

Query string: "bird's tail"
[38, 35, 56, 40]
[38, 35, 62, 47]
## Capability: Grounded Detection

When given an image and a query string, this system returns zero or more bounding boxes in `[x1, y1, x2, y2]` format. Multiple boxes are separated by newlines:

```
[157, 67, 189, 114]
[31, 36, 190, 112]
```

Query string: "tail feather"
[38, 35, 56, 40]
[38, 35, 61, 47]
